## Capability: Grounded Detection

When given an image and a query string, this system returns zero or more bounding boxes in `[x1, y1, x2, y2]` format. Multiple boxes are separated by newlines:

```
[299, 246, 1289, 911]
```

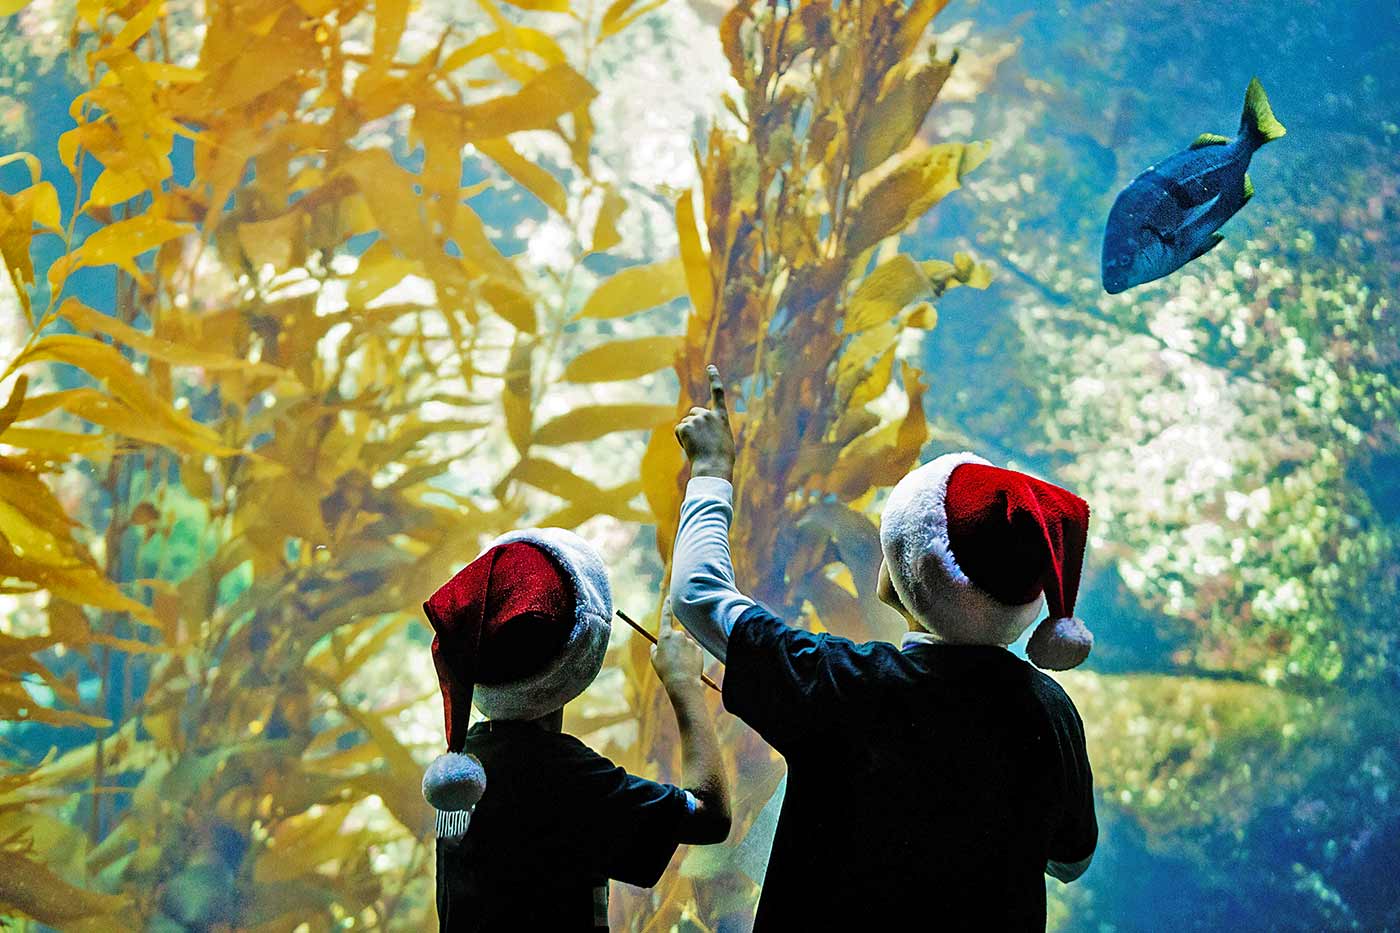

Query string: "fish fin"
[1189, 232, 1225, 262]
[1190, 132, 1231, 149]
[1240, 77, 1286, 147]
[1243, 172, 1254, 203]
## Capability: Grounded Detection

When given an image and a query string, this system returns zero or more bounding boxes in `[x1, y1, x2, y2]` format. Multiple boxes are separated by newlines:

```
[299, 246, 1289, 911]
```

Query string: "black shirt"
[435, 720, 693, 932]
[723, 605, 1097, 931]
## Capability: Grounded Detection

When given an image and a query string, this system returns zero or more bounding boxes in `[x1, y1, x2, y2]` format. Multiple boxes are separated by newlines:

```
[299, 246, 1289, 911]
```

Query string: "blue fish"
[1101, 77, 1286, 294]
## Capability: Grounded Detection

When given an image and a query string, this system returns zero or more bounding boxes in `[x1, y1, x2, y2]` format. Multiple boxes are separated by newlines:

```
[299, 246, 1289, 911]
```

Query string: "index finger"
[706, 364, 727, 415]
[660, 595, 676, 629]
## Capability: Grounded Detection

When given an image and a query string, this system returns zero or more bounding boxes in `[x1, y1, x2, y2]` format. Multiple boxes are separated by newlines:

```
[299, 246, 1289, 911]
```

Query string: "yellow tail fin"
[1241, 77, 1286, 147]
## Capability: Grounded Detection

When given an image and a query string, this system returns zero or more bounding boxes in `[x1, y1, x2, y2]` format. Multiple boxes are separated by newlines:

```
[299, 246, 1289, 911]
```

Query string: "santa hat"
[421, 528, 612, 812]
[879, 452, 1093, 671]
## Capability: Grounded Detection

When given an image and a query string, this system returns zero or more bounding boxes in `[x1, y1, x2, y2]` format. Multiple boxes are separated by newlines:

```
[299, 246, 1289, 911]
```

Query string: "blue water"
[920, 3, 1400, 929]
[3, 1, 1398, 930]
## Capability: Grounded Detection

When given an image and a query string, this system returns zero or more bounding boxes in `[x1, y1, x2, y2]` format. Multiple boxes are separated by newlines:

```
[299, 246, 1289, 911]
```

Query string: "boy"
[421, 527, 731, 931]
[669, 365, 1097, 930]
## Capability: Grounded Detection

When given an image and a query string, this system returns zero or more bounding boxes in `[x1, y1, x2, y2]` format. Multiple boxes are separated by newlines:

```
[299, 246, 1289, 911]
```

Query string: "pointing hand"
[674, 364, 736, 482]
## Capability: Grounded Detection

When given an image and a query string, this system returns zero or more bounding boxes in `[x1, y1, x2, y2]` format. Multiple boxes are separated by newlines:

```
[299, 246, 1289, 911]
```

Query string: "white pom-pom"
[1026, 616, 1093, 671]
[423, 752, 487, 811]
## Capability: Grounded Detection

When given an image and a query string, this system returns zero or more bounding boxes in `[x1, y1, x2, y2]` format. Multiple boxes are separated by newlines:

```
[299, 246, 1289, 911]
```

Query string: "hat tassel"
[423, 751, 487, 812]
[1026, 615, 1093, 671]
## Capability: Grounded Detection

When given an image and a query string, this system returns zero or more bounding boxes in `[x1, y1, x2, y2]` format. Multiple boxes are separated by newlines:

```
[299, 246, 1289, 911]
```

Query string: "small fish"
[1101, 77, 1286, 294]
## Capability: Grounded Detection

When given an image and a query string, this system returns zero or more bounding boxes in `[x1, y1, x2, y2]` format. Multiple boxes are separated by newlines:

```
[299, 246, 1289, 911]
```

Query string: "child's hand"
[650, 599, 705, 693]
[675, 364, 735, 482]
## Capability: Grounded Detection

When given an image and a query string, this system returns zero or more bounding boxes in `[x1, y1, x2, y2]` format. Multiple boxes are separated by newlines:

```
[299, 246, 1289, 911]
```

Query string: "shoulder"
[533, 731, 648, 806]
[550, 731, 625, 778]
[1025, 668, 1087, 735]
[727, 604, 804, 661]
[726, 602, 916, 689]
[552, 735, 682, 805]
[463, 724, 619, 780]
[1029, 667, 1077, 707]
[730, 603, 901, 664]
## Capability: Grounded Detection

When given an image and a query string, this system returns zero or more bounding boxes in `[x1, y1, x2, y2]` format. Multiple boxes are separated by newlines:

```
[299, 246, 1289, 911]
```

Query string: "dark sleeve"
[435, 836, 473, 933]
[723, 604, 890, 753]
[1048, 697, 1097, 863]
[567, 741, 692, 888]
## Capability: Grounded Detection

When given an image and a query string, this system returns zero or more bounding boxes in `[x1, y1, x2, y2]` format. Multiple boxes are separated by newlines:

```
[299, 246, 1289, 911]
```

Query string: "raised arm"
[669, 477, 755, 661]
[670, 365, 754, 662]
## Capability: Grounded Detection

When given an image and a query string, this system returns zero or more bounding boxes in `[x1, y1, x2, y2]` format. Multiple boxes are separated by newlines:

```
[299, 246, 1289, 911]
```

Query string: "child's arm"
[1045, 703, 1097, 883]
[651, 606, 732, 844]
[670, 365, 754, 661]
[670, 476, 754, 662]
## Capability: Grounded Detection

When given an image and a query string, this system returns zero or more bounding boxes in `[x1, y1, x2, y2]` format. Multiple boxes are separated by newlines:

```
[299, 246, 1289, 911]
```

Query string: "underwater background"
[0, 0, 1396, 929]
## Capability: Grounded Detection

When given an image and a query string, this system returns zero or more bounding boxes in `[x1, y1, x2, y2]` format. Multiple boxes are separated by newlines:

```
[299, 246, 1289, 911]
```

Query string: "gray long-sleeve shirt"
[667, 476, 755, 663]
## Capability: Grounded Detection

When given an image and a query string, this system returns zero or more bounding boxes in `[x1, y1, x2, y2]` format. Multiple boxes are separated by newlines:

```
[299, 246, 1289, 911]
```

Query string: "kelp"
[609, 0, 991, 925]
[1, 0, 995, 927]
[0, 0, 691, 926]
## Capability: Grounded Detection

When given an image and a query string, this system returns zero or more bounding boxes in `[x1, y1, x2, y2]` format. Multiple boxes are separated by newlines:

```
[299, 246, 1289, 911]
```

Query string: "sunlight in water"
[0, 0, 1396, 929]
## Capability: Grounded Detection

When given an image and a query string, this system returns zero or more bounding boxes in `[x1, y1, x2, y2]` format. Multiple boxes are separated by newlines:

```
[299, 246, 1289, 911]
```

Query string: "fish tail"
[1240, 77, 1287, 148]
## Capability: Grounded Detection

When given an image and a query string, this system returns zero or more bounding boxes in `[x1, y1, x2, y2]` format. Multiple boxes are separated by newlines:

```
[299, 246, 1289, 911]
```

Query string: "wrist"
[663, 678, 705, 703]
[690, 457, 734, 481]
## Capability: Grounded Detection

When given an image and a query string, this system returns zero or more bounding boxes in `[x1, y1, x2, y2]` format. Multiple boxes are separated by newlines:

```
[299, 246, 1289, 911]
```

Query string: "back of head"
[421, 528, 613, 813]
[880, 453, 1094, 670]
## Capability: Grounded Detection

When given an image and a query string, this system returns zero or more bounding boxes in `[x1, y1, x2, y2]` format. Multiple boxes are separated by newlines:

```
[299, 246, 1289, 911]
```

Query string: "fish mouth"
[1101, 259, 1133, 294]
[1102, 236, 1171, 294]
[1101, 232, 1142, 294]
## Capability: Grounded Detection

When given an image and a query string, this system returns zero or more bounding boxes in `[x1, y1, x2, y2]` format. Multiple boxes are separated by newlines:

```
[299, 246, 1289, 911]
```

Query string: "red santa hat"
[421, 528, 612, 812]
[879, 452, 1093, 671]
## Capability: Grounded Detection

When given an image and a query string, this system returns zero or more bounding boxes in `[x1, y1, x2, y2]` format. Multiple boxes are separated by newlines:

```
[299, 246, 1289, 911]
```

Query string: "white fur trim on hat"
[471, 527, 613, 721]
[880, 451, 992, 628]
[879, 450, 1049, 648]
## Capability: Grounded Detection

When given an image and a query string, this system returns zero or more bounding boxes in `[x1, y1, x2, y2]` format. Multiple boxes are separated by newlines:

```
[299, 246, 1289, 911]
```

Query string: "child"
[421, 527, 731, 932]
[669, 365, 1097, 931]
